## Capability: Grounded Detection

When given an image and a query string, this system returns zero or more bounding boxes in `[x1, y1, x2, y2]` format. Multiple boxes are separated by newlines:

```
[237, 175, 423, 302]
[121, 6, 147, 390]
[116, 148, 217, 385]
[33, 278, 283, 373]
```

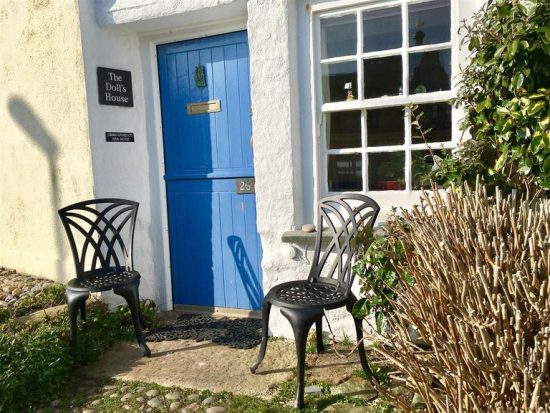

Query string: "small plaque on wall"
[236, 178, 255, 194]
[106, 132, 134, 142]
[97, 67, 134, 107]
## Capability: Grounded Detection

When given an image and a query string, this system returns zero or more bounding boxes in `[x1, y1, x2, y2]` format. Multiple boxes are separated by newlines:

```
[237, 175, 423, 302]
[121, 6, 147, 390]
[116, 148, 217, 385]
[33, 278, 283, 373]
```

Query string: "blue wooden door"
[157, 31, 263, 310]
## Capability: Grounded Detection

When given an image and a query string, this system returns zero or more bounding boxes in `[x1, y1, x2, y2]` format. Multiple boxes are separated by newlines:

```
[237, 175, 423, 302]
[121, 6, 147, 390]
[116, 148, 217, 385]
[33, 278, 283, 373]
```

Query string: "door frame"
[140, 16, 248, 311]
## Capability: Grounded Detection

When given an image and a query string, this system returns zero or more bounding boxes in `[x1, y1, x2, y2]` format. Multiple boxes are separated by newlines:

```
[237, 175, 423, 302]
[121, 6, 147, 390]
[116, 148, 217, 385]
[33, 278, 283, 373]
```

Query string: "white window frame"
[309, 0, 460, 200]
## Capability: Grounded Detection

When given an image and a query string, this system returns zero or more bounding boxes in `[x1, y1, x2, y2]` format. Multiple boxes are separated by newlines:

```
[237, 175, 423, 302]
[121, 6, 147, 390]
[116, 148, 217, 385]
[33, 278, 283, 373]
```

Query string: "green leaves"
[449, 0, 550, 191]
[527, 100, 545, 116]
[352, 226, 410, 334]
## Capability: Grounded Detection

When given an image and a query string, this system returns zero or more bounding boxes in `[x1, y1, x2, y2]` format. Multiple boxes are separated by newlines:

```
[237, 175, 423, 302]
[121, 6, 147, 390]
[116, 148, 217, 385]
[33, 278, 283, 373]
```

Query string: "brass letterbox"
[186, 99, 221, 115]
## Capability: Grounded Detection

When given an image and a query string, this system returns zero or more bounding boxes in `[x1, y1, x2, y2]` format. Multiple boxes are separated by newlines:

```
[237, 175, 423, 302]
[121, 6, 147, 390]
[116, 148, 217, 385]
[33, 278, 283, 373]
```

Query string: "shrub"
[373, 183, 549, 412]
[0, 300, 156, 412]
[352, 225, 411, 333]
[429, 0, 550, 191]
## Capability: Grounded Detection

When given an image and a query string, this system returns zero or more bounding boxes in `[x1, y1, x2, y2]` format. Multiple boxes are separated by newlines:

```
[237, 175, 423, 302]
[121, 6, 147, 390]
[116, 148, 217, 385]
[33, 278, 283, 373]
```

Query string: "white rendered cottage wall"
[0, 0, 94, 282]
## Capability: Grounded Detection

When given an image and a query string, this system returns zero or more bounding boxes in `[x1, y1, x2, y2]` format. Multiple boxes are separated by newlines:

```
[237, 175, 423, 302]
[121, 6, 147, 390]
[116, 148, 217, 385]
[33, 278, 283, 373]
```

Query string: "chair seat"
[268, 280, 350, 310]
[67, 270, 140, 293]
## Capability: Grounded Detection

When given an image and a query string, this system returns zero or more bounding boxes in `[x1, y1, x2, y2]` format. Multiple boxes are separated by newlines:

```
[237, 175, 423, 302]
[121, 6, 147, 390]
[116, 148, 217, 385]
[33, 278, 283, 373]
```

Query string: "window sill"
[281, 229, 331, 247]
[281, 224, 386, 246]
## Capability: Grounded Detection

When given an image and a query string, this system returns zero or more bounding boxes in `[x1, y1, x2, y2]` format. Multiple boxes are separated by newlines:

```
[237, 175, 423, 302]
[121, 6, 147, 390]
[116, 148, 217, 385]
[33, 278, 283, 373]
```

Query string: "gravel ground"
[0, 266, 57, 308]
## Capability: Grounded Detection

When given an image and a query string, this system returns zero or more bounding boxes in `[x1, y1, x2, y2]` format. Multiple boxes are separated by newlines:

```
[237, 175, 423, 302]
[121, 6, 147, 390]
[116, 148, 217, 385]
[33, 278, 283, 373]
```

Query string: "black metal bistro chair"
[250, 193, 380, 409]
[58, 198, 151, 357]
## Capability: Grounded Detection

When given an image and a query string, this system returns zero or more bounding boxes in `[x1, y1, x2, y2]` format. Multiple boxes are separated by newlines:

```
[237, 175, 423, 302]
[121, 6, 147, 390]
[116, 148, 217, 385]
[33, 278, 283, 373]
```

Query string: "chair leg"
[139, 309, 149, 330]
[66, 289, 89, 348]
[315, 319, 325, 354]
[250, 298, 272, 373]
[133, 285, 149, 330]
[114, 283, 151, 357]
[281, 307, 321, 410]
[347, 300, 375, 381]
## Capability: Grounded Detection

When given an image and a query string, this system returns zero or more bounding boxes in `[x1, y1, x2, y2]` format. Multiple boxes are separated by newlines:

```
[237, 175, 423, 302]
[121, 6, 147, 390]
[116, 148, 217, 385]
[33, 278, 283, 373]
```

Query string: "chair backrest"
[308, 193, 380, 290]
[58, 199, 139, 277]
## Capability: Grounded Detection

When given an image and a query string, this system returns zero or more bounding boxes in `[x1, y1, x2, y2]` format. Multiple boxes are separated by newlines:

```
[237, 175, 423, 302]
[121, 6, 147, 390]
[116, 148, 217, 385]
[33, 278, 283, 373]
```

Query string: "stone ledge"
[281, 229, 331, 246]
[16, 304, 66, 324]
[281, 224, 387, 246]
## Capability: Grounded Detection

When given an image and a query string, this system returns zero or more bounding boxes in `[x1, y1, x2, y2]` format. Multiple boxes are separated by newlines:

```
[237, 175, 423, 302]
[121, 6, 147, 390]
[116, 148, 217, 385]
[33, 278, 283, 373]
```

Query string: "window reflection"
[364, 56, 402, 98]
[363, 7, 401, 52]
[368, 152, 405, 191]
[367, 107, 404, 147]
[322, 61, 357, 103]
[328, 154, 362, 191]
[409, 0, 451, 47]
[327, 111, 362, 149]
[411, 103, 452, 144]
[409, 50, 451, 94]
[321, 15, 357, 59]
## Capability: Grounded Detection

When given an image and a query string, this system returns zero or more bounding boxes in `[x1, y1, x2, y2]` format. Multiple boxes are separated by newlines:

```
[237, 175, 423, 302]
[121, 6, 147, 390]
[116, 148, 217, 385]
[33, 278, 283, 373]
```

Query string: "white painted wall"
[0, 0, 94, 281]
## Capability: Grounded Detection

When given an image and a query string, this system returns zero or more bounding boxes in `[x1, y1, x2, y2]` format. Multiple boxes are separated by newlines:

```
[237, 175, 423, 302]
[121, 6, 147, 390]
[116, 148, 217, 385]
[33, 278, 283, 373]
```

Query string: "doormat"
[145, 313, 262, 349]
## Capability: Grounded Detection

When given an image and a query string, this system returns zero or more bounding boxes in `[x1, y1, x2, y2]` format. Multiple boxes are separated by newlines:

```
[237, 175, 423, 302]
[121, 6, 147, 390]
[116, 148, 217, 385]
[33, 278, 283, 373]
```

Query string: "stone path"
[65, 336, 378, 412]
[0, 266, 56, 308]
[84, 338, 373, 399]
[36, 380, 231, 413]
[33, 337, 379, 412]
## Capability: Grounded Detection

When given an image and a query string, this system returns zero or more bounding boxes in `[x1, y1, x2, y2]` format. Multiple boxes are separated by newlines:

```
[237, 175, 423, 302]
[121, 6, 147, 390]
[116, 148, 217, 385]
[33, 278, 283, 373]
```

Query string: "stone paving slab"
[84, 338, 368, 399]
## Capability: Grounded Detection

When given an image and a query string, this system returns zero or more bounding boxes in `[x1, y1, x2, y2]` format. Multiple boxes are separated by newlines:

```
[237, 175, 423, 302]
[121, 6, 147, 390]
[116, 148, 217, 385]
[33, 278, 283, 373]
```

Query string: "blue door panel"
[158, 31, 254, 179]
[158, 31, 263, 310]
[167, 179, 262, 310]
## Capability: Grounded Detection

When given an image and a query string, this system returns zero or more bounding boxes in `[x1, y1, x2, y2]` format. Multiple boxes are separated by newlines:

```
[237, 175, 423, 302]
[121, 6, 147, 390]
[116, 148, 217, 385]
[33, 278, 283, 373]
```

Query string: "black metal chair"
[250, 193, 380, 409]
[58, 198, 151, 357]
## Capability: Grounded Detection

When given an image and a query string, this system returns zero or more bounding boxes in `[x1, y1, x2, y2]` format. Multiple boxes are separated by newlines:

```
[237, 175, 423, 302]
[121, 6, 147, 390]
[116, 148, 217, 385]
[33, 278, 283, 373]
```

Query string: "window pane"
[321, 14, 357, 59]
[328, 154, 362, 191]
[322, 61, 357, 103]
[364, 56, 402, 98]
[363, 7, 401, 53]
[409, 0, 451, 47]
[409, 49, 451, 94]
[411, 149, 450, 189]
[411, 103, 452, 144]
[368, 152, 404, 190]
[327, 111, 362, 149]
[367, 107, 404, 147]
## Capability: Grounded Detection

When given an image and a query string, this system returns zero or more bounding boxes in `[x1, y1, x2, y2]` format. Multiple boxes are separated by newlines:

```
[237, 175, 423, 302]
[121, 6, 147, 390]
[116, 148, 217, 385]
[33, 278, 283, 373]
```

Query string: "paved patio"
[84, 337, 372, 399]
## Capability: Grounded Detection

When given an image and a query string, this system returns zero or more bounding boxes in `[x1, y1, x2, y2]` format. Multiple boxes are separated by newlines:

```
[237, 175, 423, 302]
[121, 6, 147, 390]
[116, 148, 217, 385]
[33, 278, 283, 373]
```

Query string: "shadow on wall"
[7, 95, 65, 278]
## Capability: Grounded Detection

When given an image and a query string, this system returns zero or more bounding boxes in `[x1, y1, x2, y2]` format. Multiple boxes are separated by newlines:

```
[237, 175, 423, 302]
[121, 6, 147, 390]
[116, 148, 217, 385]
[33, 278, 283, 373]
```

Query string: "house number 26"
[236, 178, 255, 194]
